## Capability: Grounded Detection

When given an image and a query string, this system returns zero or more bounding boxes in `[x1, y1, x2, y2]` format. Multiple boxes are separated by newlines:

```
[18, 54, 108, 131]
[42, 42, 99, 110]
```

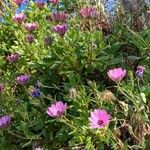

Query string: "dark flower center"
[57, 111, 62, 116]
[98, 120, 104, 125]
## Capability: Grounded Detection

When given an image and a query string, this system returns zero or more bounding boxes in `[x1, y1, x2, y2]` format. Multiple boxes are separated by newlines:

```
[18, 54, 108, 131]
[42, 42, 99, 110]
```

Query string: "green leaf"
[141, 93, 146, 103]
[127, 56, 141, 60]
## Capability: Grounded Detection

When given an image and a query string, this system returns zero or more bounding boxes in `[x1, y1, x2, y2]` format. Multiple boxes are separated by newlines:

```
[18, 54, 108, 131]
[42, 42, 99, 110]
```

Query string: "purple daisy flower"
[25, 23, 38, 32]
[31, 88, 40, 98]
[135, 66, 145, 77]
[51, 12, 68, 22]
[16, 74, 30, 85]
[53, 24, 68, 37]
[35, 1, 46, 9]
[25, 34, 34, 43]
[6, 53, 19, 63]
[0, 115, 11, 128]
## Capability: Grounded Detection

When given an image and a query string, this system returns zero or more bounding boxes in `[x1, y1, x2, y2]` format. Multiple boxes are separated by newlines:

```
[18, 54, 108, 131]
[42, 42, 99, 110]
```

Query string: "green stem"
[117, 86, 134, 102]
[137, 78, 141, 92]
[62, 116, 85, 133]
[61, 116, 77, 130]
[4, 129, 27, 140]
[110, 118, 126, 122]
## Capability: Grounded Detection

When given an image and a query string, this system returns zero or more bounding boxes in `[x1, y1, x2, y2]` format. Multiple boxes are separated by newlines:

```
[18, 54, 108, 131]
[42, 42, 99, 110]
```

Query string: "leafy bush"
[0, 0, 150, 149]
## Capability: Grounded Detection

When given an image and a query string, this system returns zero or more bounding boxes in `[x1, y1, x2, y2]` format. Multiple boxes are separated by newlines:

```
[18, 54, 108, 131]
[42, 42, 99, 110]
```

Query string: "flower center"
[57, 111, 62, 116]
[98, 120, 104, 125]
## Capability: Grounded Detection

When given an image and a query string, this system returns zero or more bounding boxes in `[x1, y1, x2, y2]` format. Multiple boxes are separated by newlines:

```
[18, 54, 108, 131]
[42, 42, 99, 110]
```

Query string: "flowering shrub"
[0, 0, 150, 149]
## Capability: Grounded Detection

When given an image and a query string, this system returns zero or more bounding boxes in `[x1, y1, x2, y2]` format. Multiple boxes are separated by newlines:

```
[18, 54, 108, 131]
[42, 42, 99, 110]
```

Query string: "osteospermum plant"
[0, 0, 150, 149]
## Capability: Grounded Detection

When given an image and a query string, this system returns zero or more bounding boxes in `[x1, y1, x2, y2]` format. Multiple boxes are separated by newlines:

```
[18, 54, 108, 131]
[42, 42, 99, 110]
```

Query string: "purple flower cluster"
[0, 116, 11, 128]
[24, 23, 38, 43]
[12, 1, 67, 39]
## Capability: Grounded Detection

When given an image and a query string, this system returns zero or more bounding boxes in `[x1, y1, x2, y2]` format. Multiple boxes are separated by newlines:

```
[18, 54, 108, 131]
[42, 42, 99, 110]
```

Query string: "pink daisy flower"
[13, 0, 25, 6]
[24, 23, 39, 32]
[46, 101, 67, 118]
[107, 68, 126, 83]
[12, 14, 26, 24]
[49, 0, 59, 5]
[80, 7, 98, 18]
[51, 12, 68, 22]
[89, 109, 110, 128]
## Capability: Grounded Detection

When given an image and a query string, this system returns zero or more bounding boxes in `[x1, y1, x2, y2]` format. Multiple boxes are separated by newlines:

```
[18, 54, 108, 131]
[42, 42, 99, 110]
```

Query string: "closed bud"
[69, 87, 77, 99]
